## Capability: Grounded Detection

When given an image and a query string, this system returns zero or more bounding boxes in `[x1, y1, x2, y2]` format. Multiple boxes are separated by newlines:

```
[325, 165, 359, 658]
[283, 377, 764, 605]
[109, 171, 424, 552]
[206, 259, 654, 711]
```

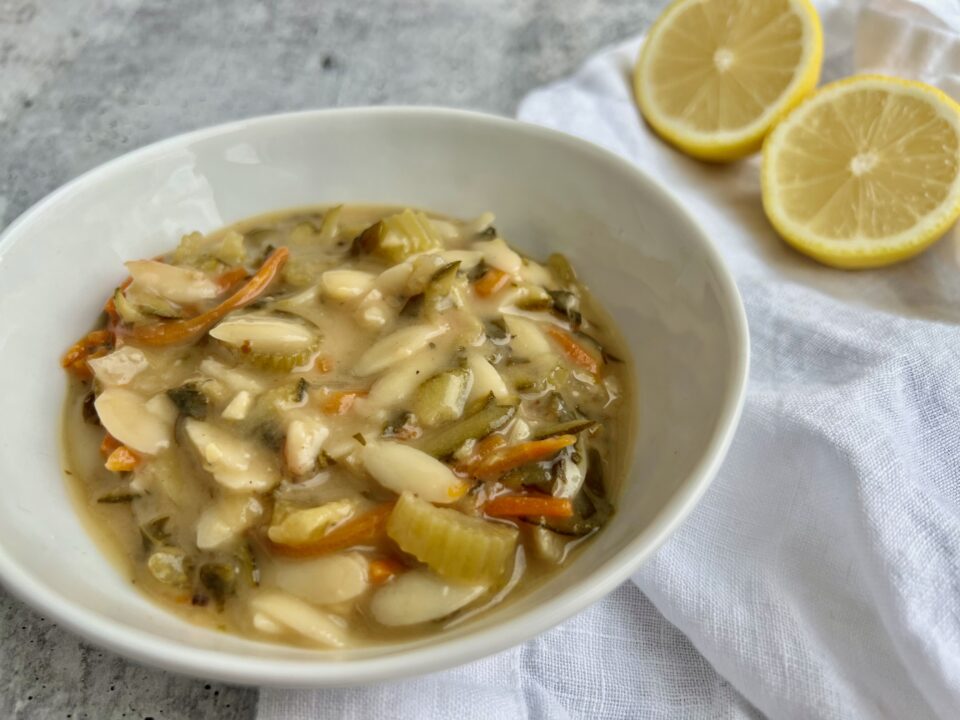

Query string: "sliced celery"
[387, 492, 518, 583]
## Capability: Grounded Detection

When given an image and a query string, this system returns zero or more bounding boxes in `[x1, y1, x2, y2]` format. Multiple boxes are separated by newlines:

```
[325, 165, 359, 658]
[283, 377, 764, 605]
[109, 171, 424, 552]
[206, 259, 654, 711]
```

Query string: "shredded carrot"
[101, 433, 140, 471]
[105, 445, 141, 473]
[368, 557, 406, 585]
[314, 355, 335, 373]
[473, 433, 508, 457]
[455, 433, 507, 474]
[474, 268, 511, 297]
[123, 246, 289, 347]
[61, 329, 115, 380]
[215, 266, 249, 291]
[470, 434, 577, 480]
[99, 433, 122, 458]
[103, 297, 119, 324]
[545, 326, 600, 375]
[484, 494, 574, 519]
[266, 503, 395, 558]
[320, 389, 368, 415]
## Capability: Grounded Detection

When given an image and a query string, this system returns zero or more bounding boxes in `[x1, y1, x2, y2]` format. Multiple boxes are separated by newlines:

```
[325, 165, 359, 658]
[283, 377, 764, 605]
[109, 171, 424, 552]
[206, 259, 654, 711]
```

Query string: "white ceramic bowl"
[0, 107, 748, 686]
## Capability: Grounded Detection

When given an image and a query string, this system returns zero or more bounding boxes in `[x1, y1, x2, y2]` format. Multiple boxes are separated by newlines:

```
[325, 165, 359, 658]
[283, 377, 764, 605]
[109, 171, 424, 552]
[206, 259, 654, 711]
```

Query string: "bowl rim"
[0, 105, 749, 687]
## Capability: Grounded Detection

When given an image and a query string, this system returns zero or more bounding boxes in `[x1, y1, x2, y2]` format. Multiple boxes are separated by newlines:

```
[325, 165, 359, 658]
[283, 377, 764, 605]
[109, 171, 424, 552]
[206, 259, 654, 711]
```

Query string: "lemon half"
[762, 75, 960, 269]
[634, 0, 823, 162]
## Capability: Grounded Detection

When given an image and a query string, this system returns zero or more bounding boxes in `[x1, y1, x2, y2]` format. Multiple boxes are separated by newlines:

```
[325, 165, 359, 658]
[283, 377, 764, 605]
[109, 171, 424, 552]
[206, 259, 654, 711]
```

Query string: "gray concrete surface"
[0, 0, 668, 717]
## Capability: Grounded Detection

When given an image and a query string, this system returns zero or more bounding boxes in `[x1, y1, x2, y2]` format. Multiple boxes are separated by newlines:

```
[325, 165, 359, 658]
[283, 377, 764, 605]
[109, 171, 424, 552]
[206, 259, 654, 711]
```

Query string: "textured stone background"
[0, 0, 669, 717]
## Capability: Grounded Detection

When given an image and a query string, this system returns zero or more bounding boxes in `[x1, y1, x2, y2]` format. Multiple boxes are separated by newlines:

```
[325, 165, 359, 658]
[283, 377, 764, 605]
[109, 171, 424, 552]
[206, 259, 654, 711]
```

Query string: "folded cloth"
[259, 1, 960, 717]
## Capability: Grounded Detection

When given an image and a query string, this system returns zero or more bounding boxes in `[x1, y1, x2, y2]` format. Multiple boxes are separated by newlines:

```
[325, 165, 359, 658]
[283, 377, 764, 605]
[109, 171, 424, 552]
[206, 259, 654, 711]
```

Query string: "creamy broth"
[60, 206, 632, 648]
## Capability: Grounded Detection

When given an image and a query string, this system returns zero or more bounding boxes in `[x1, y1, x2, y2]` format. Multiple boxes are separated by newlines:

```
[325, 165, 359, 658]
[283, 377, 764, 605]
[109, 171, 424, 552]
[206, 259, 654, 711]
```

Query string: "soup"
[60, 205, 632, 648]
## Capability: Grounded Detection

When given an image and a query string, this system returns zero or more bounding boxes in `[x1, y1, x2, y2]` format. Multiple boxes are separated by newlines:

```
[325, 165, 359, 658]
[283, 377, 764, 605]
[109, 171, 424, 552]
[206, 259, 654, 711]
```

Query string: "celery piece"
[387, 492, 518, 583]
[354, 209, 442, 264]
[411, 368, 472, 427]
[416, 395, 517, 458]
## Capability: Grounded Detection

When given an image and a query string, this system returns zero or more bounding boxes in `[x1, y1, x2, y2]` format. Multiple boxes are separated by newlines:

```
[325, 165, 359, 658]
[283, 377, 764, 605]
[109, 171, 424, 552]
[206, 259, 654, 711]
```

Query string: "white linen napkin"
[259, 2, 960, 717]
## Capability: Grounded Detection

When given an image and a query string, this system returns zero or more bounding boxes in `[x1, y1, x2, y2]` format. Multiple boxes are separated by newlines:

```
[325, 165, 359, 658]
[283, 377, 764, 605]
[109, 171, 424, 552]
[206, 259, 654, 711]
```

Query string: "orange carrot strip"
[103, 297, 119, 324]
[124, 247, 289, 346]
[105, 445, 141, 473]
[545, 326, 600, 375]
[470, 434, 577, 480]
[265, 503, 395, 559]
[474, 433, 508, 456]
[100, 433, 122, 458]
[215, 266, 249, 291]
[61, 329, 115, 380]
[484, 494, 574, 519]
[320, 389, 368, 415]
[455, 433, 507, 475]
[474, 268, 510, 297]
[368, 557, 406, 585]
[314, 355, 335, 373]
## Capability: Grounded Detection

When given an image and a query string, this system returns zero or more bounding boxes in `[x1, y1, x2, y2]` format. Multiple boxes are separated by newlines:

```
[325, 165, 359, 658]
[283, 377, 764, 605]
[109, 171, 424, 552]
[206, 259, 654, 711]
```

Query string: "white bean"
[183, 419, 280, 492]
[366, 349, 450, 412]
[94, 388, 175, 455]
[321, 269, 376, 301]
[370, 569, 485, 626]
[362, 441, 467, 504]
[196, 494, 263, 550]
[221, 390, 253, 420]
[530, 525, 570, 565]
[209, 315, 316, 354]
[125, 259, 219, 303]
[199, 358, 265, 394]
[265, 553, 369, 606]
[503, 314, 551, 359]
[471, 237, 522, 275]
[353, 323, 448, 376]
[466, 352, 511, 402]
[88, 346, 148, 386]
[517, 258, 554, 287]
[284, 418, 329, 476]
[251, 612, 285, 635]
[144, 393, 178, 425]
[354, 288, 393, 330]
[248, 592, 350, 647]
[374, 262, 414, 296]
[468, 211, 496, 235]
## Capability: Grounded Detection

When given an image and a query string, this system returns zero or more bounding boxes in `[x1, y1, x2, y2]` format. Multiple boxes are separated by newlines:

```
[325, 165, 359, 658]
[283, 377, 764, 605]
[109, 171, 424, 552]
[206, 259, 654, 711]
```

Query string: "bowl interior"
[0, 108, 746, 685]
